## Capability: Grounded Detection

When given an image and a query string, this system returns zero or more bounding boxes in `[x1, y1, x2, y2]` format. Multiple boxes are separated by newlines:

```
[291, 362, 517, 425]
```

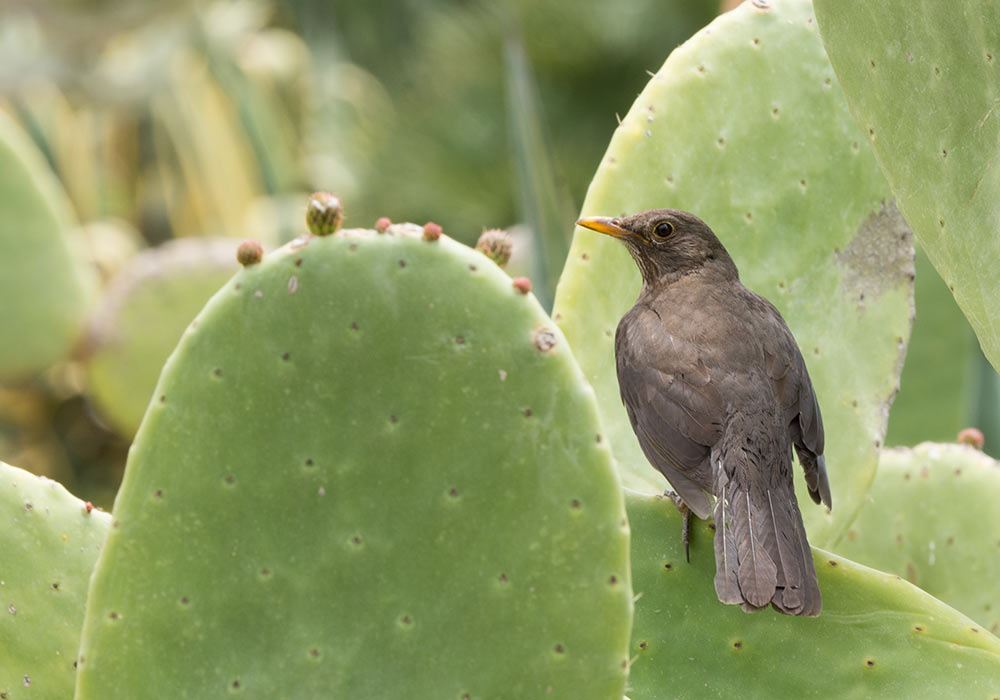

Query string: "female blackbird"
[577, 209, 831, 616]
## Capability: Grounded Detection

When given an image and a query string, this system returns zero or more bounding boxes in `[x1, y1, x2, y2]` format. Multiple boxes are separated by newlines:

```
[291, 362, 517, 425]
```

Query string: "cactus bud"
[512, 277, 532, 294]
[475, 229, 512, 267]
[236, 240, 264, 267]
[957, 427, 985, 450]
[375, 217, 392, 233]
[422, 221, 443, 241]
[306, 192, 343, 236]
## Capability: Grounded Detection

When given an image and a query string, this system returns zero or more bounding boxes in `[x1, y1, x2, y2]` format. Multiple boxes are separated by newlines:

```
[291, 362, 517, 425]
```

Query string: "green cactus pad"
[0, 461, 111, 699]
[814, 0, 1000, 375]
[835, 443, 1000, 635]
[76, 224, 631, 698]
[551, 0, 912, 546]
[625, 490, 1000, 697]
[83, 238, 241, 437]
[0, 109, 95, 380]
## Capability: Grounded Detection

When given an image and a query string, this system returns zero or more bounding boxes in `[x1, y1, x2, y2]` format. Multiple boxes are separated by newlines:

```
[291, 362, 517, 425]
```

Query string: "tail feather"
[713, 456, 822, 616]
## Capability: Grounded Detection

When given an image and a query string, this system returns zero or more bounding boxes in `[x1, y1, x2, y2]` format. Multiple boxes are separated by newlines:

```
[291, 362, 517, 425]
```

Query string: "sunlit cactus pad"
[834, 442, 1000, 635]
[75, 223, 631, 698]
[0, 461, 111, 699]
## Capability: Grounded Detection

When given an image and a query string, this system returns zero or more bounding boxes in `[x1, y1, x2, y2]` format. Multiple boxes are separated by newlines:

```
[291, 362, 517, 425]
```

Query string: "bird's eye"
[652, 221, 674, 240]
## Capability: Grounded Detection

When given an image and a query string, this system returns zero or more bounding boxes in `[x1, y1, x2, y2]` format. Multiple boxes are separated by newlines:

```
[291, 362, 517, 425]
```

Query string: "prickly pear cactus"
[813, 0, 1000, 374]
[552, 0, 913, 547]
[625, 490, 1000, 697]
[0, 461, 111, 699]
[834, 443, 1000, 635]
[0, 109, 95, 380]
[83, 238, 241, 436]
[75, 224, 631, 698]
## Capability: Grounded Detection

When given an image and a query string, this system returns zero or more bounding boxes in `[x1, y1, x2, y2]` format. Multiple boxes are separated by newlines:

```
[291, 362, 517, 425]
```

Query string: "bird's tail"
[712, 453, 821, 617]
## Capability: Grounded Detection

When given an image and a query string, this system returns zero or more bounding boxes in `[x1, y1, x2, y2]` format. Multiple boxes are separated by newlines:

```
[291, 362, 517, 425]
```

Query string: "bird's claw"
[663, 490, 692, 562]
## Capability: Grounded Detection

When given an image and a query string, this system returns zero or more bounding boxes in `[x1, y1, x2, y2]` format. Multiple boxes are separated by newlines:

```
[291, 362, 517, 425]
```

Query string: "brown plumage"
[577, 209, 831, 616]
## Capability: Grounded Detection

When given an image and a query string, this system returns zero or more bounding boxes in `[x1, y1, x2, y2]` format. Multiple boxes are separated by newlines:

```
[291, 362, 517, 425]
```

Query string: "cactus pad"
[814, 0, 1000, 374]
[83, 238, 241, 437]
[835, 443, 1000, 635]
[625, 490, 1000, 697]
[552, 0, 913, 546]
[0, 109, 94, 380]
[75, 224, 631, 698]
[0, 461, 111, 699]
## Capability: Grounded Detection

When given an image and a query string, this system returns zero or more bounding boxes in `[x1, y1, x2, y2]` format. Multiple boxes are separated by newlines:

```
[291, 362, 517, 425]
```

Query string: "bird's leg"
[663, 490, 692, 562]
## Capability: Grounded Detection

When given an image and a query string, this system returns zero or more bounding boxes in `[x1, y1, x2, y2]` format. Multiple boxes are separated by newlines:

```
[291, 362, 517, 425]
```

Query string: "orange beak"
[576, 216, 638, 242]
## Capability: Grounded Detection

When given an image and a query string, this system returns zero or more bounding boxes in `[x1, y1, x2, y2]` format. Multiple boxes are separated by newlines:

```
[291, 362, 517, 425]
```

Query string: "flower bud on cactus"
[236, 240, 264, 267]
[306, 192, 343, 236]
[512, 277, 532, 294]
[475, 229, 512, 267]
[422, 221, 442, 241]
[375, 217, 392, 233]
[957, 427, 985, 450]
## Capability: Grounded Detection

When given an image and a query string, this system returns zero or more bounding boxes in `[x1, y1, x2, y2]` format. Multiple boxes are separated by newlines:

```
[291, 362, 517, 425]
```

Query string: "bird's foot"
[663, 490, 692, 563]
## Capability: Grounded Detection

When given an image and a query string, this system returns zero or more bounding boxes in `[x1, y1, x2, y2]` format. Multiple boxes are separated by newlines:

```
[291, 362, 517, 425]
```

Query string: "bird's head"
[576, 208, 737, 287]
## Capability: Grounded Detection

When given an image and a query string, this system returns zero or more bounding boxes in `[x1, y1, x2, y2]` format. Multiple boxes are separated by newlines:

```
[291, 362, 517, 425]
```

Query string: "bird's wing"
[759, 300, 830, 509]
[616, 313, 723, 519]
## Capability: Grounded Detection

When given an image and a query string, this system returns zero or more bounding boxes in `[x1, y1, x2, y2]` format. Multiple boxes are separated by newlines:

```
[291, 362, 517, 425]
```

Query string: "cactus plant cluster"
[3, 0, 1000, 697]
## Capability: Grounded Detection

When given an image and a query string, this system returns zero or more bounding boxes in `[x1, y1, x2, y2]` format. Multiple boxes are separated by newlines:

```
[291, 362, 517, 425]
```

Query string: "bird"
[576, 208, 831, 617]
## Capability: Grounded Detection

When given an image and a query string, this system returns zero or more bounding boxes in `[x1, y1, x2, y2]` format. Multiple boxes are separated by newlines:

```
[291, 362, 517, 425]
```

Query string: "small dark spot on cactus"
[282, 352, 290, 361]
[310, 647, 321, 658]
[813, 347, 820, 355]
[864, 658, 875, 668]
[581, 252, 589, 261]
[498, 573, 508, 583]
[108, 611, 119, 620]
[305, 458, 314, 467]
[696, 65, 706, 74]
[608, 575, 618, 585]
[846, 529, 857, 542]
[988, 53, 994, 62]
[112, 520, 119, 528]
[259, 567, 271, 579]
[895, 534, 904, 544]
[306, 192, 343, 235]
[777, 281, 785, 289]
[351, 535, 362, 546]
[934, 66, 941, 76]
[913, 625, 924, 632]
[717, 136, 726, 147]
[295, 258, 303, 267]
[231, 680, 241, 690]
[596, 434, 602, 443]
[554, 644, 565, 654]
[512, 277, 532, 294]
[155, 489, 163, 499]
[639, 641, 648, 650]
[423, 222, 443, 241]
[22, 677, 29, 688]
[604, 329, 613, 338]
[236, 240, 263, 266]
[447, 487, 459, 498]
[350, 322, 358, 331]
[799, 178, 807, 189]
[523, 408, 533, 418]
[666, 174, 674, 185]
[375, 217, 391, 233]
[476, 229, 513, 267]
[399, 614, 412, 626]
[771, 106, 780, 118]
[288, 276, 299, 294]
[663, 562, 673, 571]
[181, 596, 190, 605]
[349, 243, 357, 252]
[468, 264, 478, 272]
[939, 219, 946, 229]
[744, 212, 752, 222]
[903, 471, 911, 480]
[874, 439, 881, 448]
[868, 127, 875, 138]
[851, 141, 859, 152]
[906, 51, 914, 63]
[23, 502, 32, 511]
[571, 499, 581, 509]
[869, 59, 876, 69]
[827, 560, 838, 567]
[224, 474, 235, 485]
[213, 368, 222, 377]
[389, 414, 398, 423]
[159, 394, 166, 404]
[733, 640, 743, 650]
[823, 78, 832, 89]
[752, 38, 760, 47]
[398, 259, 406, 268]
[454, 335, 465, 345]
[51, 581, 60, 590]
[957, 427, 984, 449]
